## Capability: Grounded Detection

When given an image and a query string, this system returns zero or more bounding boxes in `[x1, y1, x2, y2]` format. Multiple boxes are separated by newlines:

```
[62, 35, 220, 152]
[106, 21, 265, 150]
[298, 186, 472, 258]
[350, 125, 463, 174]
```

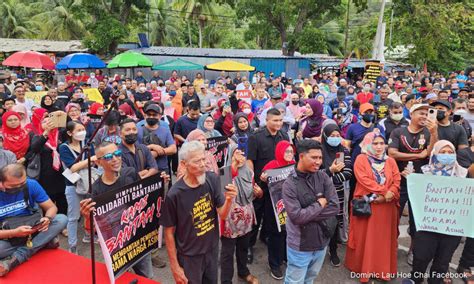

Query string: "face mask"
[35, 85, 43, 91]
[363, 86, 370, 92]
[286, 89, 292, 93]
[291, 100, 299, 106]
[454, 109, 467, 116]
[436, 153, 456, 166]
[242, 109, 251, 115]
[124, 133, 138, 144]
[146, 117, 159, 126]
[3, 183, 26, 195]
[452, 90, 459, 95]
[90, 75, 95, 78]
[73, 130, 87, 141]
[390, 113, 403, 121]
[139, 87, 147, 92]
[164, 101, 172, 108]
[169, 91, 176, 96]
[436, 110, 446, 121]
[341, 107, 347, 114]
[159, 83, 164, 87]
[327, 136, 342, 147]
[362, 114, 374, 123]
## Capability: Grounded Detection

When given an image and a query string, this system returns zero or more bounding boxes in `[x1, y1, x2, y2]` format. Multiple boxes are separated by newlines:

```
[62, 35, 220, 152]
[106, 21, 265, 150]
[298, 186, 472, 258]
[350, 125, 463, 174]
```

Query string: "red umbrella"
[2, 50, 55, 70]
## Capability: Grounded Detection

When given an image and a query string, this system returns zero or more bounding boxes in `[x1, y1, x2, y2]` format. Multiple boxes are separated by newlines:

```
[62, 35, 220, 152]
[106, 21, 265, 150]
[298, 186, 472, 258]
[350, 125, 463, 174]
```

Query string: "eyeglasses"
[98, 150, 122, 161]
[285, 149, 294, 154]
[205, 120, 214, 123]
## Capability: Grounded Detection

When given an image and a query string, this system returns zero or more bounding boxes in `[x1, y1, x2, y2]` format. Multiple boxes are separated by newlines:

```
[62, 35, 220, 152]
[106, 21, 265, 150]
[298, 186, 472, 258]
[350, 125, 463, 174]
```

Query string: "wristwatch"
[45, 216, 53, 222]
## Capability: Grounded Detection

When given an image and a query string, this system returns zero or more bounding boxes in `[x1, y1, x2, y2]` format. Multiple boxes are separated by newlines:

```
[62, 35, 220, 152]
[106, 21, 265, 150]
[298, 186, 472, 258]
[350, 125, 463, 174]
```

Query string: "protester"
[0, 164, 67, 276]
[197, 113, 222, 138]
[1, 111, 30, 162]
[12, 104, 31, 130]
[299, 99, 325, 140]
[346, 130, 401, 282]
[58, 121, 96, 253]
[407, 140, 467, 284]
[378, 102, 410, 140]
[321, 123, 353, 266]
[174, 99, 200, 144]
[430, 100, 469, 150]
[282, 139, 339, 283]
[220, 146, 262, 284]
[161, 141, 237, 283]
[214, 99, 234, 137]
[230, 112, 253, 153]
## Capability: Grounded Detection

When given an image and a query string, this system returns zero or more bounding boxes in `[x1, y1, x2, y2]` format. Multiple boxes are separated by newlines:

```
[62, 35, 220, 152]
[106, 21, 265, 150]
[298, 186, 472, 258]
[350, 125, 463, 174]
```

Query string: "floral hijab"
[360, 130, 387, 184]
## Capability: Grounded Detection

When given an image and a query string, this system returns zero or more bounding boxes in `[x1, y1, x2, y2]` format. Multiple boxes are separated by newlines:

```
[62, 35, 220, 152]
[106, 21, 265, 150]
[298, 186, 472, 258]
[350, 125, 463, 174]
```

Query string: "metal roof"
[0, 38, 87, 53]
[136, 46, 306, 59]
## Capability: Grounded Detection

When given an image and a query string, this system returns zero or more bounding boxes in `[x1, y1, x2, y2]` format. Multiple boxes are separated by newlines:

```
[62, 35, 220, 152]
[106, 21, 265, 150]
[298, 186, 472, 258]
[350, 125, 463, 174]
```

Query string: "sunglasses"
[98, 150, 122, 161]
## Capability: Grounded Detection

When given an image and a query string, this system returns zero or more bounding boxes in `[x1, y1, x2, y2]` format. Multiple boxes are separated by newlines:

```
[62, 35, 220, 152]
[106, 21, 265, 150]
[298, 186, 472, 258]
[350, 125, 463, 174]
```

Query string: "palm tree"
[32, 0, 87, 40]
[149, 0, 184, 46]
[0, 0, 33, 38]
[319, 21, 345, 56]
[173, 0, 217, 48]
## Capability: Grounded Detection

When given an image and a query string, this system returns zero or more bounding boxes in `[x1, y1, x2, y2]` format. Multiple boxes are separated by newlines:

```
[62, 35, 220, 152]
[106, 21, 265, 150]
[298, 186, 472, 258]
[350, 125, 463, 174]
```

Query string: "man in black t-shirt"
[430, 100, 469, 150]
[388, 103, 438, 264]
[161, 141, 237, 284]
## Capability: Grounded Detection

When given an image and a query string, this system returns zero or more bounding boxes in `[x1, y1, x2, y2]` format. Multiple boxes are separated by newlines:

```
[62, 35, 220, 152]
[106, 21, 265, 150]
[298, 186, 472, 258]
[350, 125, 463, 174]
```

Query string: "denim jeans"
[65, 185, 85, 248]
[0, 214, 67, 264]
[284, 246, 327, 284]
[133, 253, 153, 279]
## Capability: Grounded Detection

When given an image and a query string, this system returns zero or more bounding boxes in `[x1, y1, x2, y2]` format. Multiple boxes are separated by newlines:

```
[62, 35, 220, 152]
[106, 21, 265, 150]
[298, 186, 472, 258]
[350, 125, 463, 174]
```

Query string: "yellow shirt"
[193, 78, 204, 91]
[303, 85, 313, 98]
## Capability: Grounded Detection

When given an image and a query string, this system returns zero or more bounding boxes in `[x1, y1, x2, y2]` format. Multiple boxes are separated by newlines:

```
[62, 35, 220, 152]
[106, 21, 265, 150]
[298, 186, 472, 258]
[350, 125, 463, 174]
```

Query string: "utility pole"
[343, 0, 351, 57]
[389, 5, 394, 50]
[372, 0, 386, 61]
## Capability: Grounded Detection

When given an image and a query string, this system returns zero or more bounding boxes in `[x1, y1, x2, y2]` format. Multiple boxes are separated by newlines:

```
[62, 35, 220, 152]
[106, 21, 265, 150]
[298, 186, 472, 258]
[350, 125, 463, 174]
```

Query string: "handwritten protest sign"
[93, 174, 164, 283]
[407, 173, 474, 238]
[25, 91, 47, 105]
[364, 60, 382, 83]
[206, 136, 229, 168]
[267, 165, 295, 232]
[236, 90, 252, 105]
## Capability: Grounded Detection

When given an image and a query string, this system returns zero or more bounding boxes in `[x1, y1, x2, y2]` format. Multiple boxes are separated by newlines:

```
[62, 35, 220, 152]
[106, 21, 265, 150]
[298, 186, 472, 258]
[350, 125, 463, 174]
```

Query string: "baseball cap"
[418, 87, 428, 92]
[410, 104, 430, 113]
[359, 103, 375, 114]
[430, 100, 451, 110]
[270, 93, 282, 99]
[426, 93, 437, 100]
[144, 104, 162, 114]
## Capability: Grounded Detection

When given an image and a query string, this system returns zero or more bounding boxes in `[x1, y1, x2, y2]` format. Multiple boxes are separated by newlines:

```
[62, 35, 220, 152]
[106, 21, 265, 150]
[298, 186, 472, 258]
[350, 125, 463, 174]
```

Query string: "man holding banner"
[161, 141, 237, 284]
[80, 141, 169, 281]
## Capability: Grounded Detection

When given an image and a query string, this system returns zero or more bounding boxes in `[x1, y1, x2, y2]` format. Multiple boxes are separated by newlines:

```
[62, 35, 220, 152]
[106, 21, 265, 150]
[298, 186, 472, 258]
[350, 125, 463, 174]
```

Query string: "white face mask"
[139, 87, 146, 92]
[390, 113, 403, 121]
[242, 109, 251, 114]
[73, 130, 87, 141]
[454, 109, 468, 116]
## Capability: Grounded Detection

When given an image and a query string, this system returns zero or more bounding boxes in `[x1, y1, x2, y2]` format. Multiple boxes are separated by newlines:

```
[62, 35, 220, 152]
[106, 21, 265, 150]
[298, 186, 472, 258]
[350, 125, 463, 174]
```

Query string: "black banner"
[93, 174, 164, 282]
[364, 60, 382, 83]
[206, 136, 229, 168]
[267, 165, 295, 232]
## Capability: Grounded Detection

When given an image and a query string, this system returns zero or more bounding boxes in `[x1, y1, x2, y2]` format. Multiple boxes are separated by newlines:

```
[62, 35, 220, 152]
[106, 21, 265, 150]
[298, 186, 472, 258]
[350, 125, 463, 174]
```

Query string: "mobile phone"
[453, 114, 462, 123]
[427, 108, 437, 121]
[335, 152, 344, 164]
[48, 110, 67, 128]
[31, 220, 46, 231]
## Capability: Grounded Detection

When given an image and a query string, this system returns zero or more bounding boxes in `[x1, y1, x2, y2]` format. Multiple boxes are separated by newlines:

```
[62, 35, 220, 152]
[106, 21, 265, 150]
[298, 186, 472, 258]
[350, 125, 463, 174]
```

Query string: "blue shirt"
[251, 98, 267, 115]
[457, 75, 467, 88]
[0, 179, 49, 221]
[137, 124, 175, 171]
[174, 115, 198, 140]
[119, 143, 157, 172]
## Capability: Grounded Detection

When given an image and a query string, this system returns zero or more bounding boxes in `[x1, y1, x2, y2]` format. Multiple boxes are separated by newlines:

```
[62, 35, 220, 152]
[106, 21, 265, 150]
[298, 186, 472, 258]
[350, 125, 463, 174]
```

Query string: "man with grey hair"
[161, 141, 237, 283]
[0, 164, 67, 276]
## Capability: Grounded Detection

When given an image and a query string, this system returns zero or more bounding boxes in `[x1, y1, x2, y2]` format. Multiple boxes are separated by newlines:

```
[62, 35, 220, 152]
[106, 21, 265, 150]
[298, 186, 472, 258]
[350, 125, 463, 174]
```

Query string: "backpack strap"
[23, 184, 37, 213]
[137, 146, 146, 171]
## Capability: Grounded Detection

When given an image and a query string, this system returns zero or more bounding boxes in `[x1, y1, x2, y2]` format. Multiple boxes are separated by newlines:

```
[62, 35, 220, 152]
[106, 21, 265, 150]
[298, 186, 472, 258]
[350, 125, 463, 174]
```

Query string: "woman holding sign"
[407, 140, 467, 284]
[345, 130, 401, 282]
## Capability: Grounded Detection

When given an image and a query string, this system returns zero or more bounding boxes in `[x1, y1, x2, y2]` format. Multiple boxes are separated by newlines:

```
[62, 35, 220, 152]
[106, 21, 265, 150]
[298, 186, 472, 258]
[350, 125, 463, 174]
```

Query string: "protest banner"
[236, 90, 252, 105]
[364, 60, 382, 83]
[84, 88, 104, 104]
[93, 174, 164, 283]
[25, 91, 47, 105]
[407, 173, 474, 238]
[266, 165, 295, 232]
[206, 136, 229, 168]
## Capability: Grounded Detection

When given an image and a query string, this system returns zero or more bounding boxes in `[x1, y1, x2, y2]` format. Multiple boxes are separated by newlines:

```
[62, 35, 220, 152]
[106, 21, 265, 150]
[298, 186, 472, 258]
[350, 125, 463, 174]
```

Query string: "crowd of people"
[0, 67, 473, 284]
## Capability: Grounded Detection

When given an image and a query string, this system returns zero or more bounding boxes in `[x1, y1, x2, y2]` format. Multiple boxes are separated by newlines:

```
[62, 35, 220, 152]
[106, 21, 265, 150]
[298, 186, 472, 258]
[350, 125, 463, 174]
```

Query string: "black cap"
[144, 104, 162, 114]
[430, 100, 451, 110]
[405, 94, 416, 102]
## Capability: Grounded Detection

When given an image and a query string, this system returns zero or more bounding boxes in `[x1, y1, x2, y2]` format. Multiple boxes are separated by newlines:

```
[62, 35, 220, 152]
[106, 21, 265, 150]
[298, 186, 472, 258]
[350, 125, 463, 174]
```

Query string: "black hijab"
[40, 95, 60, 113]
[321, 123, 345, 169]
[233, 112, 253, 137]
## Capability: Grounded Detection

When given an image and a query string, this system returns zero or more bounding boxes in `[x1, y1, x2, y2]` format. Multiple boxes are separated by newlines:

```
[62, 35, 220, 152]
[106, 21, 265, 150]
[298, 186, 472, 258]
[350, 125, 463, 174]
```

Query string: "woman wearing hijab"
[238, 101, 254, 124]
[176, 129, 218, 179]
[220, 145, 262, 284]
[408, 140, 467, 284]
[1, 111, 30, 164]
[345, 130, 400, 282]
[27, 108, 67, 218]
[118, 103, 137, 121]
[321, 123, 353, 266]
[214, 98, 234, 137]
[230, 112, 253, 155]
[12, 104, 31, 131]
[197, 113, 222, 138]
[334, 100, 357, 138]
[299, 99, 325, 140]
[40, 94, 60, 113]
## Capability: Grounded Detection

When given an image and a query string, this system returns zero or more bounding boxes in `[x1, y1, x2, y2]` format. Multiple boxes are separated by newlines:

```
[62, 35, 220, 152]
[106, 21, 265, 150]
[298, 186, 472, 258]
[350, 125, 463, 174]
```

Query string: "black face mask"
[124, 133, 138, 145]
[4, 183, 26, 195]
[436, 110, 446, 121]
[362, 114, 375, 123]
[159, 83, 164, 87]
[291, 100, 299, 106]
[146, 117, 159, 126]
